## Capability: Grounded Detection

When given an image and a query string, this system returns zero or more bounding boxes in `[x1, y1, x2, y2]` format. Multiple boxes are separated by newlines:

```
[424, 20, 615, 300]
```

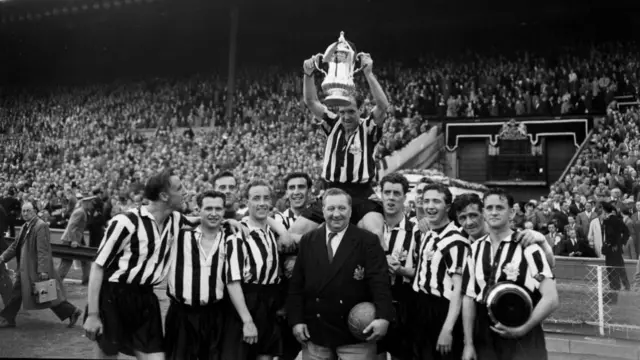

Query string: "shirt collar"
[385, 215, 408, 231]
[326, 225, 348, 238]
[479, 230, 515, 244]
[243, 219, 271, 233]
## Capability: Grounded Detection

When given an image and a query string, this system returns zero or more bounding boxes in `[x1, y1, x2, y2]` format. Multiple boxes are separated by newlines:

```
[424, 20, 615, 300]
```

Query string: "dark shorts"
[474, 303, 547, 360]
[409, 292, 463, 360]
[221, 283, 283, 359]
[377, 284, 414, 359]
[164, 300, 224, 360]
[301, 182, 382, 225]
[86, 282, 163, 357]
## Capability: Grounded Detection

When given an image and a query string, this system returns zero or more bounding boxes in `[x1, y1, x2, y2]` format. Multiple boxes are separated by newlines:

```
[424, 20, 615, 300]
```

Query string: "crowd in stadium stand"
[2, 41, 640, 259]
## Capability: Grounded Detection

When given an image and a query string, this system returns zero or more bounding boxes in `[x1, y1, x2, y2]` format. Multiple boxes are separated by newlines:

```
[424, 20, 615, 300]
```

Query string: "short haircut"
[322, 188, 352, 207]
[283, 172, 312, 190]
[422, 183, 453, 205]
[212, 171, 237, 187]
[244, 179, 272, 199]
[23, 200, 38, 213]
[144, 168, 176, 202]
[452, 193, 484, 216]
[196, 190, 226, 208]
[483, 187, 515, 208]
[601, 201, 616, 214]
[379, 173, 410, 195]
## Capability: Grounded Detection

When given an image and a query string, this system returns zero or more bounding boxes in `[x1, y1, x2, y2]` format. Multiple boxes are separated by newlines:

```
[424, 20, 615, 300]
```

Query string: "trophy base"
[324, 95, 353, 108]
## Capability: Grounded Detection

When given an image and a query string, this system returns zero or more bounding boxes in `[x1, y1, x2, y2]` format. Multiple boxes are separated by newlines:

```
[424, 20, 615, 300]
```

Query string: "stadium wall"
[441, 116, 594, 201]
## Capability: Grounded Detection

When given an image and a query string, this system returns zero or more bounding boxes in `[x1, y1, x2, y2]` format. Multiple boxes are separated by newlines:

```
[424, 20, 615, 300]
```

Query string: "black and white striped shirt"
[321, 111, 382, 184]
[274, 208, 299, 230]
[383, 216, 419, 285]
[94, 207, 196, 286]
[462, 232, 555, 303]
[239, 221, 281, 285]
[167, 226, 243, 306]
[413, 221, 470, 300]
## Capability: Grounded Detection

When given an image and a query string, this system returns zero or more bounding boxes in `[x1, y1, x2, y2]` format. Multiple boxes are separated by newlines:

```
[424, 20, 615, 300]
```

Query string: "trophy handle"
[313, 53, 328, 76]
[353, 52, 367, 74]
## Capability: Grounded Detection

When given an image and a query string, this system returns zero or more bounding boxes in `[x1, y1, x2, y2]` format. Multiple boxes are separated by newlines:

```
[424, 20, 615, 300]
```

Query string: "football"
[347, 302, 376, 340]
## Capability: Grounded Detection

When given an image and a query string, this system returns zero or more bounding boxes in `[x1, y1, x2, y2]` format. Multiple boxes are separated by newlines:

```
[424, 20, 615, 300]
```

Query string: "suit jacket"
[552, 210, 569, 231]
[60, 207, 87, 245]
[564, 223, 584, 241]
[0, 218, 67, 310]
[555, 238, 581, 256]
[576, 211, 597, 238]
[286, 224, 393, 348]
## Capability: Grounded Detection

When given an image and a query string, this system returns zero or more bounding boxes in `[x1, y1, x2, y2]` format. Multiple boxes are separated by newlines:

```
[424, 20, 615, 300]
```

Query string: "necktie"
[327, 232, 337, 263]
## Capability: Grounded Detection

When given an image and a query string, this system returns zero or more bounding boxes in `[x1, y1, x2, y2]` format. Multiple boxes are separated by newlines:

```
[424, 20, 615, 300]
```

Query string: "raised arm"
[303, 55, 330, 120]
[360, 54, 389, 127]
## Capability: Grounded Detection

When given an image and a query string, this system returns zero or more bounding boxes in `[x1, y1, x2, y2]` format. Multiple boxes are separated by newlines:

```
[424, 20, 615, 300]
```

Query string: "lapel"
[318, 225, 357, 292]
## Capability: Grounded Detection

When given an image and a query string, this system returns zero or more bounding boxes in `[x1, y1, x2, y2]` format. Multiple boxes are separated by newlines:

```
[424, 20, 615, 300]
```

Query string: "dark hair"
[601, 201, 616, 214]
[212, 171, 237, 187]
[196, 190, 226, 208]
[322, 188, 352, 207]
[452, 193, 484, 216]
[144, 168, 176, 202]
[380, 173, 410, 195]
[244, 179, 272, 199]
[422, 183, 453, 205]
[483, 187, 515, 208]
[283, 172, 312, 190]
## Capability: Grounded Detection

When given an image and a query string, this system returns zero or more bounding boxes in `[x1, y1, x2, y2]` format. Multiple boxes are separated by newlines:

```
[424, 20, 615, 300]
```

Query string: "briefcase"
[32, 279, 58, 304]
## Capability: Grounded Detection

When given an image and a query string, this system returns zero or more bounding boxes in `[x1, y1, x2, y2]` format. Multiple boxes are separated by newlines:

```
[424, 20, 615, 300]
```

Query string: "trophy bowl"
[485, 282, 533, 328]
[313, 31, 365, 108]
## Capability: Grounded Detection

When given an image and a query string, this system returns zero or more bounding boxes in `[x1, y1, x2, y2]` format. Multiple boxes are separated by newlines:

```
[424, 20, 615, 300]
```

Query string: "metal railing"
[5, 236, 96, 262]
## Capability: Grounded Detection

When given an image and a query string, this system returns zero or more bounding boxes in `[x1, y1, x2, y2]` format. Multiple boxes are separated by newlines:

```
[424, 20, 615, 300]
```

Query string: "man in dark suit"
[57, 194, 94, 283]
[287, 188, 393, 359]
[564, 215, 584, 242]
[552, 200, 571, 232]
[555, 228, 582, 256]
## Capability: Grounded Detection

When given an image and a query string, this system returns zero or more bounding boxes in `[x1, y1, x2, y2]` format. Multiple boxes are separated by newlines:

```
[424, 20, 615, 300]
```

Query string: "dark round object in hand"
[348, 302, 376, 340]
[486, 282, 533, 328]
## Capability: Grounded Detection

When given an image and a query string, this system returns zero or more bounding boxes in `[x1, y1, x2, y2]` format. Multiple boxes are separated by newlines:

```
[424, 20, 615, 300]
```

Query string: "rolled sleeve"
[445, 241, 469, 276]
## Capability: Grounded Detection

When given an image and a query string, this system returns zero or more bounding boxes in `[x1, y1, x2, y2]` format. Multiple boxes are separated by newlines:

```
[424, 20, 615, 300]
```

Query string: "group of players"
[80, 51, 559, 360]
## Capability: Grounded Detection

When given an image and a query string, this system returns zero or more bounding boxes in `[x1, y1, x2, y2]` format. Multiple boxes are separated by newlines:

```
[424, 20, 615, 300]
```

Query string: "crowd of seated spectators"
[528, 96, 640, 262]
[2, 41, 640, 238]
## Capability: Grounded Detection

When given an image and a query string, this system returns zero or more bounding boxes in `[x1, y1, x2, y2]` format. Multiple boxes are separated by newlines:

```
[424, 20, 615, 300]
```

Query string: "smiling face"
[338, 101, 360, 131]
[323, 194, 351, 233]
[199, 196, 225, 231]
[456, 203, 484, 239]
[247, 185, 272, 221]
[422, 189, 449, 228]
[286, 177, 309, 210]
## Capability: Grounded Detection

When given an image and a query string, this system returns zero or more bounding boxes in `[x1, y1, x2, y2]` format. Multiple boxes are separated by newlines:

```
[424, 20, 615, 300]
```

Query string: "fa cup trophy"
[313, 31, 365, 107]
